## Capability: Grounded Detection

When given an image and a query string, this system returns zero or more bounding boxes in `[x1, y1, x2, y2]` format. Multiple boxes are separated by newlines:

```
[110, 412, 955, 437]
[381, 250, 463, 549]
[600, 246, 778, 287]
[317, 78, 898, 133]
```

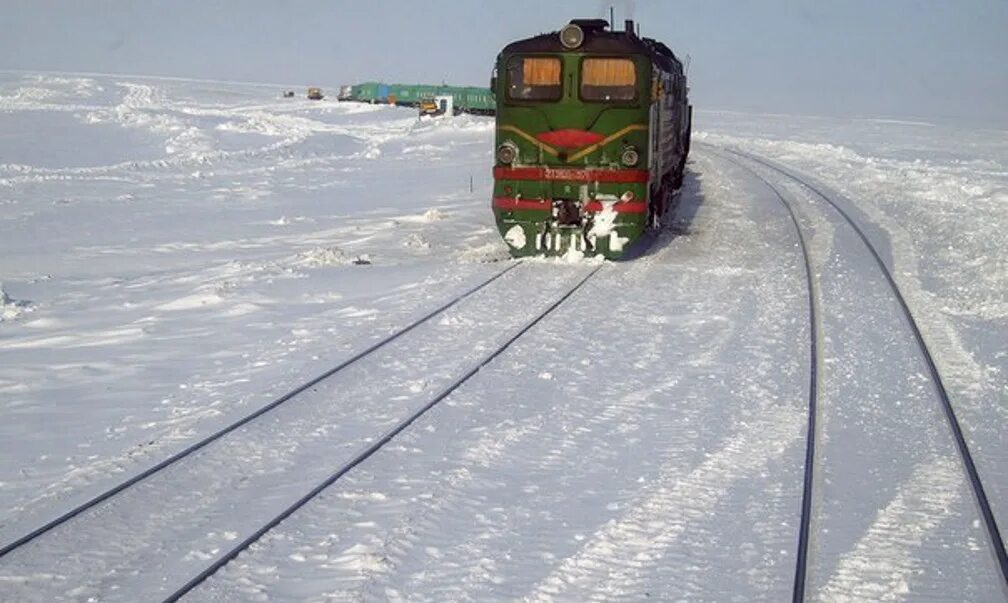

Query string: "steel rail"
[0, 261, 521, 560]
[721, 145, 1008, 590]
[162, 264, 603, 602]
[703, 147, 821, 602]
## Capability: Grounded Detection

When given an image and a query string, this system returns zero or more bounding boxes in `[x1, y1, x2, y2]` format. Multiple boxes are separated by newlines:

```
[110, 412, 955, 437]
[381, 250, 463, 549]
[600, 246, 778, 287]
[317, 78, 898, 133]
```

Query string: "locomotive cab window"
[581, 58, 637, 101]
[506, 56, 562, 101]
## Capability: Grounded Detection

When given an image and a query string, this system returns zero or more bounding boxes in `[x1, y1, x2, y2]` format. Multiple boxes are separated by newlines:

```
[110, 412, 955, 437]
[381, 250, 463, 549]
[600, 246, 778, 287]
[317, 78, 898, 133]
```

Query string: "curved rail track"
[701, 147, 821, 602]
[706, 143, 1008, 597]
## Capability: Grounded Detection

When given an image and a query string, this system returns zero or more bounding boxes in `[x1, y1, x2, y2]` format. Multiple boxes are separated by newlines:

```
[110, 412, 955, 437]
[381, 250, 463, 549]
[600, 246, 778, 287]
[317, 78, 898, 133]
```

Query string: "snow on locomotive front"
[491, 19, 691, 259]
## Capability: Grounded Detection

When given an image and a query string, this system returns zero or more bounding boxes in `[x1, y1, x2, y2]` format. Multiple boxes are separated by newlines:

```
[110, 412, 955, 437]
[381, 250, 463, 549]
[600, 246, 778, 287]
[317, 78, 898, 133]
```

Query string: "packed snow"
[0, 73, 1005, 601]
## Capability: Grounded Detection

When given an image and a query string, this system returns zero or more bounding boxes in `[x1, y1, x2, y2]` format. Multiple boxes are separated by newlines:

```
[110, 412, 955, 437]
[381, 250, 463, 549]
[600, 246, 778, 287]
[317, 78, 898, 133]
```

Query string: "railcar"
[491, 19, 691, 258]
[338, 82, 495, 115]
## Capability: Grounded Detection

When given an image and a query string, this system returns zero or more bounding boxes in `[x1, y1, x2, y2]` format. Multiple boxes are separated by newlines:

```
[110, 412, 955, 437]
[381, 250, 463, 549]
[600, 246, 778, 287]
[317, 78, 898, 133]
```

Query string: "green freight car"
[491, 18, 691, 259]
[339, 82, 495, 115]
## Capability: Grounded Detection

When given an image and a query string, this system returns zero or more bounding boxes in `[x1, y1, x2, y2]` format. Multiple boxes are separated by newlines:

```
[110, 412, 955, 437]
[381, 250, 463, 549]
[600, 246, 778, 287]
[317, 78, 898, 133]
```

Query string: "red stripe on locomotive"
[493, 167, 649, 183]
[493, 197, 648, 214]
[534, 129, 606, 149]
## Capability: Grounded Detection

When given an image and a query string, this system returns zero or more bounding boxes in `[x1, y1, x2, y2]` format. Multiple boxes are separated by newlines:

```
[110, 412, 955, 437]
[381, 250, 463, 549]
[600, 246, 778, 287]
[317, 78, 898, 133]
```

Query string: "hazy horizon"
[3, 1, 1006, 126]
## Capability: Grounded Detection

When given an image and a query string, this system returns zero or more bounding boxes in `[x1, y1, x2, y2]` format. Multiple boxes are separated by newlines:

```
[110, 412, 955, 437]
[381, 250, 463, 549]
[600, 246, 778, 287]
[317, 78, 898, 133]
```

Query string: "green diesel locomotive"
[491, 19, 691, 259]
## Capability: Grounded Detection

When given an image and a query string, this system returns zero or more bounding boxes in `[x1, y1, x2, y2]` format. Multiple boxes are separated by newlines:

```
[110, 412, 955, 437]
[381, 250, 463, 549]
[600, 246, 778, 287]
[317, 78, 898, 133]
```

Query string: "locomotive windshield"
[580, 58, 637, 101]
[506, 56, 562, 101]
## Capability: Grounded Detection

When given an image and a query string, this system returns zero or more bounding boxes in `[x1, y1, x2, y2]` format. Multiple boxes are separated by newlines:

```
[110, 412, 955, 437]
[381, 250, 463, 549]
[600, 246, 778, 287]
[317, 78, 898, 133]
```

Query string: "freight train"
[338, 82, 495, 115]
[491, 19, 691, 258]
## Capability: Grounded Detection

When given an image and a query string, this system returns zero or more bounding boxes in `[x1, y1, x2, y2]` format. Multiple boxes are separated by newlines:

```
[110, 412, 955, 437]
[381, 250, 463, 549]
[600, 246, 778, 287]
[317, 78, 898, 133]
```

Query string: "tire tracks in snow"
[816, 456, 965, 602]
[527, 407, 804, 602]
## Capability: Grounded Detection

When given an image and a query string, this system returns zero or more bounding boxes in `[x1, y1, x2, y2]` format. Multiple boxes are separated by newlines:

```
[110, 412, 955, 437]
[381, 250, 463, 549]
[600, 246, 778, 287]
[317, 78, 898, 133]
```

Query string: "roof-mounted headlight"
[560, 24, 584, 49]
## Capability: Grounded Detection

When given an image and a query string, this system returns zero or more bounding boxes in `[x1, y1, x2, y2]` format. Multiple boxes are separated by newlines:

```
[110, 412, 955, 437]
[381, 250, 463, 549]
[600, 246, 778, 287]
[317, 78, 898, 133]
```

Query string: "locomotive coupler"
[553, 199, 582, 226]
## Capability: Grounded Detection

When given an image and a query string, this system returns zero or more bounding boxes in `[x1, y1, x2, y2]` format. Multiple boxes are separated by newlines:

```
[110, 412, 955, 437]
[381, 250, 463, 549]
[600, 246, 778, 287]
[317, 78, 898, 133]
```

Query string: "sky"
[2, 0, 1007, 125]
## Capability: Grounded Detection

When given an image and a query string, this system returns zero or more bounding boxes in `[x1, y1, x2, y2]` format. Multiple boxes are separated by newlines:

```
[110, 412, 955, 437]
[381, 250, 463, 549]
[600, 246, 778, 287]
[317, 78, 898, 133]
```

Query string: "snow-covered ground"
[0, 73, 1005, 601]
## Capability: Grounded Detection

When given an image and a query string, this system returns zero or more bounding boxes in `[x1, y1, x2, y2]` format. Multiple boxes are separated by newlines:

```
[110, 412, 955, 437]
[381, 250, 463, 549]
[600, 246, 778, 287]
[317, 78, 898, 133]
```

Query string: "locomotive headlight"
[560, 24, 584, 49]
[497, 141, 518, 165]
[621, 146, 640, 167]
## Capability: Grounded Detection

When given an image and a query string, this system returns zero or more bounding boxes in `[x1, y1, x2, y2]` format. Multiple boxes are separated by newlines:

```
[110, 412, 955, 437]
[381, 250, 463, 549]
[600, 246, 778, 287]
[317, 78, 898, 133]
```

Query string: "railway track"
[6, 148, 1004, 600]
[706, 143, 1008, 599]
[0, 260, 602, 601]
[0, 261, 518, 561]
[163, 264, 603, 601]
[188, 164, 820, 599]
[701, 148, 821, 602]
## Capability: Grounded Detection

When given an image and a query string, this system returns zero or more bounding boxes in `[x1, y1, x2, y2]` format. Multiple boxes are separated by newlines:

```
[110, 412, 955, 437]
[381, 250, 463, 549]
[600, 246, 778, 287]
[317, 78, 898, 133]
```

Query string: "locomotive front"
[491, 18, 688, 259]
